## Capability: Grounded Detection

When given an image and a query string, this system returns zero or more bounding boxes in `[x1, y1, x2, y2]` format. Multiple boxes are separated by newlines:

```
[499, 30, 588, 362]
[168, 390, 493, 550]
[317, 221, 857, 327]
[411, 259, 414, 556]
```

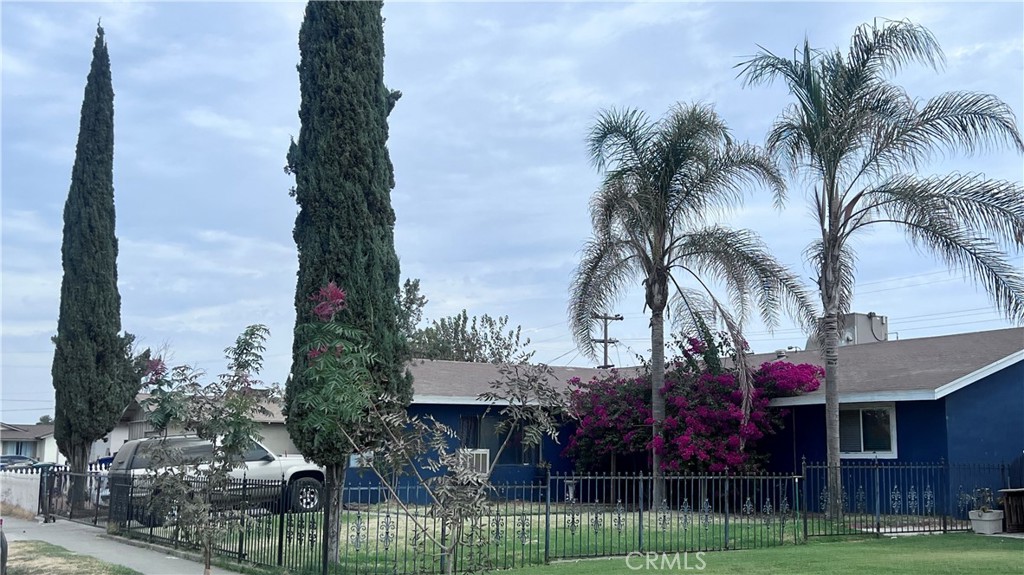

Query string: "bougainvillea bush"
[565, 334, 822, 474]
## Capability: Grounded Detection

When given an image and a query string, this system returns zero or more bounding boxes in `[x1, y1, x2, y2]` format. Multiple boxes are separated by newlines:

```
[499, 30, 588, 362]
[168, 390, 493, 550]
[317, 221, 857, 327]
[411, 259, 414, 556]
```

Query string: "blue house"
[760, 327, 1024, 474]
[343, 359, 606, 498]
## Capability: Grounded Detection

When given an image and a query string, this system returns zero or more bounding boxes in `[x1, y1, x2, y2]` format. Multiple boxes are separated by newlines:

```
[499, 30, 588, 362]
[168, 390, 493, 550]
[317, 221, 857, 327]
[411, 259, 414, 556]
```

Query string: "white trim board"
[769, 350, 1023, 407]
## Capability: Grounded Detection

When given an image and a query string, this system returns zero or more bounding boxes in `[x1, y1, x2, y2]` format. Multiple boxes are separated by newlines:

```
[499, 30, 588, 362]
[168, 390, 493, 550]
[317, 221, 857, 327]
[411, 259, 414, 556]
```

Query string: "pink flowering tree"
[566, 334, 821, 473]
[287, 282, 378, 563]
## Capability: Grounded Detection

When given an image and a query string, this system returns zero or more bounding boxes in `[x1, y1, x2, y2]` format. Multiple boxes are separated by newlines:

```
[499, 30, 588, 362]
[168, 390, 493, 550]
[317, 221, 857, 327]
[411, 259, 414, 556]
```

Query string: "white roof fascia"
[771, 390, 935, 407]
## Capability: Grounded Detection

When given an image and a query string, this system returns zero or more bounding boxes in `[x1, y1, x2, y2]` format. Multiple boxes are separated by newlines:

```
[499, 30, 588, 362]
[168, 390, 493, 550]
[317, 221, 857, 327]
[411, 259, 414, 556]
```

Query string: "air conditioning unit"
[458, 448, 490, 477]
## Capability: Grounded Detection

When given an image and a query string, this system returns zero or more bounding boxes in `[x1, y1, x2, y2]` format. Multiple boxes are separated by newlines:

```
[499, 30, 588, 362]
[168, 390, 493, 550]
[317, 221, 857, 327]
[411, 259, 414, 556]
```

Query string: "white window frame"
[348, 451, 375, 468]
[839, 402, 898, 460]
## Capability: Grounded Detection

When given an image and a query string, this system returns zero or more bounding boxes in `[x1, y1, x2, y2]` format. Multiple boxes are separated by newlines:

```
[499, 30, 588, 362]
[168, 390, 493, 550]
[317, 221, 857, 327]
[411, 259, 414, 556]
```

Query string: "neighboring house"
[759, 327, 1024, 473]
[104, 393, 302, 459]
[0, 423, 64, 464]
[103, 359, 607, 478]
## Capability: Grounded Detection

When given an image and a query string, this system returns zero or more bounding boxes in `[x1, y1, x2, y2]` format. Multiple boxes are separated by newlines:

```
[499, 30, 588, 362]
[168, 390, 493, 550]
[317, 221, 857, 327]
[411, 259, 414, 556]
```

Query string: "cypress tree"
[284, 1, 409, 556]
[51, 24, 139, 490]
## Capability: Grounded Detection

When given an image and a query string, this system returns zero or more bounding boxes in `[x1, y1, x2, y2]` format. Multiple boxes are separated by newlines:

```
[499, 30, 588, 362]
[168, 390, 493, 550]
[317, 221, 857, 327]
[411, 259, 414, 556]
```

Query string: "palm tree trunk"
[650, 309, 666, 506]
[822, 311, 843, 519]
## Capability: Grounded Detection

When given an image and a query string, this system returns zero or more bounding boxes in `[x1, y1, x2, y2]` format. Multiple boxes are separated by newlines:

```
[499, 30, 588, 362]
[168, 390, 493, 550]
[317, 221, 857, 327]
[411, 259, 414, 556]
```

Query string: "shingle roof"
[0, 423, 55, 440]
[407, 359, 617, 403]
[760, 327, 1024, 406]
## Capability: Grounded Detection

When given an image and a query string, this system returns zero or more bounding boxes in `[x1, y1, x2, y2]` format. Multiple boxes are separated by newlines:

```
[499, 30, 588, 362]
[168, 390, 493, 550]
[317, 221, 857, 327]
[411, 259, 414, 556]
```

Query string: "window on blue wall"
[459, 416, 480, 449]
[481, 417, 540, 465]
[839, 404, 897, 458]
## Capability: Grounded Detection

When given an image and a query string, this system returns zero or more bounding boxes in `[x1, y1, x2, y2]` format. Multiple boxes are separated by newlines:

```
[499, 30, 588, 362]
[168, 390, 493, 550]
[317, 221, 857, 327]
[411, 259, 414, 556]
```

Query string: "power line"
[855, 269, 958, 287]
[544, 348, 578, 364]
[892, 318, 1010, 332]
[858, 275, 966, 296]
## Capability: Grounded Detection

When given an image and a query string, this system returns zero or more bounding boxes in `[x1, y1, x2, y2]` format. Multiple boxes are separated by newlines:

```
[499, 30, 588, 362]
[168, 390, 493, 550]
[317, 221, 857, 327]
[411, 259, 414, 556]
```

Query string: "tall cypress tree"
[52, 24, 139, 488]
[284, 1, 409, 556]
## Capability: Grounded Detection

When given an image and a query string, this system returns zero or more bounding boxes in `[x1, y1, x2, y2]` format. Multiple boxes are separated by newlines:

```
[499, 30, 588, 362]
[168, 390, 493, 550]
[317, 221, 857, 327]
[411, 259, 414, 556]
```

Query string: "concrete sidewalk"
[2, 516, 236, 575]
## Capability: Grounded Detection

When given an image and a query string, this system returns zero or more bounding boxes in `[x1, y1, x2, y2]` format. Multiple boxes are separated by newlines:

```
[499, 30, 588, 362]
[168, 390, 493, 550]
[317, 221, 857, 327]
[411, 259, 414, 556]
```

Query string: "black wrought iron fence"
[38, 469, 109, 526]
[801, 459, 1012, 537]
[102, 471, 800, 575]
[25, 461, 1008, 574]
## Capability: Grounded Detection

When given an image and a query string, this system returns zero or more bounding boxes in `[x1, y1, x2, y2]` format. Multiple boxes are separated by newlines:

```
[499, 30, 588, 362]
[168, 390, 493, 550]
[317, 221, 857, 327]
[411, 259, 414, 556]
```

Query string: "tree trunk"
[67, 443, 89, 511]
[326, 463, 344, 564]
[650, 309, 666, 506]
[822, 311, 843, 519]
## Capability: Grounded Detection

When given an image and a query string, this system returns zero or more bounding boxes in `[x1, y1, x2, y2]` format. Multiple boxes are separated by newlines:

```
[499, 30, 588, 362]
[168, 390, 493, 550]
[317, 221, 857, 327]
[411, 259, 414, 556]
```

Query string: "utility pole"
[591, 313, 623, 369]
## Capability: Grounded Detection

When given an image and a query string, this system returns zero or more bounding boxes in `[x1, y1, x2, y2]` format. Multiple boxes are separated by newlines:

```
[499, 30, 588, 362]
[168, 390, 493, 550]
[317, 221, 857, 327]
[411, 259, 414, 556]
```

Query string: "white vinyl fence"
[0, 472, 39, 516]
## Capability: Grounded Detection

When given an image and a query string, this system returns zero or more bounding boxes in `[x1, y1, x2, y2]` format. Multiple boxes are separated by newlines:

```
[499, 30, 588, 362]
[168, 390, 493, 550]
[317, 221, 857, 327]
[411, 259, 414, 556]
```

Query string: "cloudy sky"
[3, 1, 1022, 423]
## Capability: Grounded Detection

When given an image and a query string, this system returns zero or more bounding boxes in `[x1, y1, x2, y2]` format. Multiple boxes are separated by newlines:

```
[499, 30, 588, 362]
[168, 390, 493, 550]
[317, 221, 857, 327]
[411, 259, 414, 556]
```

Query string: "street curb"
[97, 533, 209, 567]
[96, 534, 271, 575]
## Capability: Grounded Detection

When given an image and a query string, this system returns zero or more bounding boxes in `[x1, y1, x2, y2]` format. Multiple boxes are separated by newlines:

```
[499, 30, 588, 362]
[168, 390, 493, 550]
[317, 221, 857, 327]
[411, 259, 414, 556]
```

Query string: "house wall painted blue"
[944, 360, 1024, 466]
[764, 401, 948, 473]
[766, 361, 1022, 473]
[340, 402, 569, 504]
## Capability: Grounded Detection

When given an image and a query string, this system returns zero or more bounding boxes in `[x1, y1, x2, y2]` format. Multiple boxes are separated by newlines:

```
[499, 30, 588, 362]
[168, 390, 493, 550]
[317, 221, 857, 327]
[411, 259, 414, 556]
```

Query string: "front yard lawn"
[4, 540, 143, 575]
[511, 534, 1023, 575]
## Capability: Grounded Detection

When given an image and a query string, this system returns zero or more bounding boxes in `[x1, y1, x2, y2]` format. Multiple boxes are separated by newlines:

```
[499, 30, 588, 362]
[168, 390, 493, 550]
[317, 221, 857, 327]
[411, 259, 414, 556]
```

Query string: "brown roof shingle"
[757, 327, 1024, 404]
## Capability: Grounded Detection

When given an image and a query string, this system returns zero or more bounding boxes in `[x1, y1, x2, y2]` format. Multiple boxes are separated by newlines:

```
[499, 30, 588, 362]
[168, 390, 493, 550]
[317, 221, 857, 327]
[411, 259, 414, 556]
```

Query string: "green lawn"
[511, 534, 1023, 575]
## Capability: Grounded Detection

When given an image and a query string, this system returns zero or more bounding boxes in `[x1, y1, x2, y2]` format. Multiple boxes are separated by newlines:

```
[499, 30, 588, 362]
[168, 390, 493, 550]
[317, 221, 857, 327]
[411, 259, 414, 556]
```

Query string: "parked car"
[0, 455, 38, 470]
[107, 436, 325, 526]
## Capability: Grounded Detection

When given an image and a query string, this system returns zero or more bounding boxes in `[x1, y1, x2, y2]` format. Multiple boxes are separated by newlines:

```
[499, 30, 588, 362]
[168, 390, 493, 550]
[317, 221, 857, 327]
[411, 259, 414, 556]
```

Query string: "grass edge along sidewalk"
[5, 540, 144, 575]
[510, 534, 1023, 575]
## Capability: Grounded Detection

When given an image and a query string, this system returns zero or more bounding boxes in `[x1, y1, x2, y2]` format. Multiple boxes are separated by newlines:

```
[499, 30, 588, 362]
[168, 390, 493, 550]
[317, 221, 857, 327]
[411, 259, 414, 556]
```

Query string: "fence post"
[800, 456, 808, 542]
[440, 514, 448, 574]
[792, 474, 800, 545]
[38, 469, 48, 520]
[873, 458, 881, 537]
[277, 480, 286, 567]
[941, 458, 948, 534]
[544, 469, 551, 564]
[93, 474, 101, 526]
[237, 478, 247, 563]
[723, 474, 730, 550]
[638, 472, 644, 552]
[321, 478, 330, 575]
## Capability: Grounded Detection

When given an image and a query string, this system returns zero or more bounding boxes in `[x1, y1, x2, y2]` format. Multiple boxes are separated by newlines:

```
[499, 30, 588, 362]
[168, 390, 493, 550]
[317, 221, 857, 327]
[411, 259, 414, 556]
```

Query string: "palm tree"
[738, 19, 1024, 513]
[569, 102, 816, 500]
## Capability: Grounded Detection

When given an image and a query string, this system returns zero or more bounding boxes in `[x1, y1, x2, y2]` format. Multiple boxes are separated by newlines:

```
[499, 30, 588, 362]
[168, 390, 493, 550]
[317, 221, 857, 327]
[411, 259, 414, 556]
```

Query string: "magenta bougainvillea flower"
[565, 336, 822, 473]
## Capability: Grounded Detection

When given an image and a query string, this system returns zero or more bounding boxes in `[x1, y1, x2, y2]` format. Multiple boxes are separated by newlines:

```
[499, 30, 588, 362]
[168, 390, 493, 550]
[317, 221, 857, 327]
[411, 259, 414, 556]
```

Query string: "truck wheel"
[289, 477, 322, 513]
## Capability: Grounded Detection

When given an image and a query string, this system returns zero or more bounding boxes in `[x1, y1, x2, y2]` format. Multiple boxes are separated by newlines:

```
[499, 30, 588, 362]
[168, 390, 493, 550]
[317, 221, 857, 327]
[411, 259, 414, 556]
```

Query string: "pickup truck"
[107, 436, 325, 524]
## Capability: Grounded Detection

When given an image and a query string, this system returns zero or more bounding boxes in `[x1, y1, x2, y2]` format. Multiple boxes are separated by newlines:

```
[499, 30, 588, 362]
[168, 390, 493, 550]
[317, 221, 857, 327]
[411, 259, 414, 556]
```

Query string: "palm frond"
[887, 220, 1024, 323]
[847, 18, 944, 77]
[860, 91, 1024, 181]
[668, 227, 819, 334]
[587, 107, 654, 174]
[568, 235, 643, 359]
[851, 174, 1024, 248]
